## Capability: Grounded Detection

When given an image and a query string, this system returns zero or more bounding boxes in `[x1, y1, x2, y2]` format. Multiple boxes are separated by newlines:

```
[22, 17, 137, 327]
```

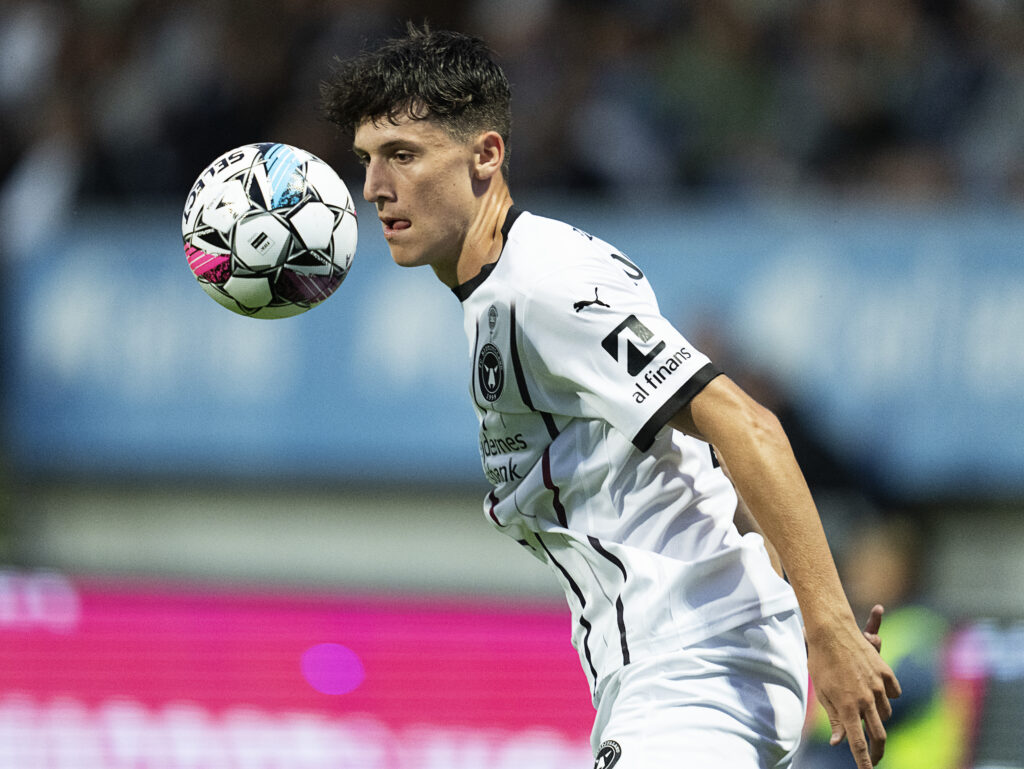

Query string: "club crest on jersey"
[594, 740, 622, 769]
[477, 343, 505, 401]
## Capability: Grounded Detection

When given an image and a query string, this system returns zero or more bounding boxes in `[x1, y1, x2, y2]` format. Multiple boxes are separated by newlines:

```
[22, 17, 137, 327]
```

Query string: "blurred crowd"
[3, 0, 1024, 225]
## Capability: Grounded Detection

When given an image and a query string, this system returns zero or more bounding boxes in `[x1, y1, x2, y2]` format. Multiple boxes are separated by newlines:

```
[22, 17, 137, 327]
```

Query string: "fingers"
[834, 709, 872, 769]
[863, 604, 884, 636]
[885, 668, 903, 699]
[863, 705, 888, 766]
[863, 631, 882, 654]
[827, 711, 845, 746]
[874, 681, 894, 721]
[813, 611, 902, 768]
[838, 708, 886, 769]
[824, 682, 894, 768]
[862, 605, 884, 653]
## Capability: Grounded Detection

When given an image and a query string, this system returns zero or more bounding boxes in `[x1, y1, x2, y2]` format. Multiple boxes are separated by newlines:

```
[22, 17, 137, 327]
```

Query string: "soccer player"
[322, 24, 900, 769]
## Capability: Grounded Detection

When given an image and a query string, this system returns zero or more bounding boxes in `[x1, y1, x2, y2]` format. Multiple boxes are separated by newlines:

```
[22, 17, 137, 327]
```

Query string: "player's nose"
[362, 160, 394, 204]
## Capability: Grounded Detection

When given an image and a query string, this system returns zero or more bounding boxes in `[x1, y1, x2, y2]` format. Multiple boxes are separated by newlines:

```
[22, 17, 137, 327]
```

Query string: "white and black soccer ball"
[182, 143, 357, 318]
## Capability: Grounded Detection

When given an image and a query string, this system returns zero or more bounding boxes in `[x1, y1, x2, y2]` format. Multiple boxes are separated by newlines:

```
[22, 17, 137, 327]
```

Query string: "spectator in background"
[686, 319, 883, 554]
[3, 0, 1024, 225]
[675, 317, 974, 768]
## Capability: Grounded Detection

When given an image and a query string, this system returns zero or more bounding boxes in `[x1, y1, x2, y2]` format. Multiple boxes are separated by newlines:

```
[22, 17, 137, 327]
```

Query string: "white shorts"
[590, 610, 808, 769]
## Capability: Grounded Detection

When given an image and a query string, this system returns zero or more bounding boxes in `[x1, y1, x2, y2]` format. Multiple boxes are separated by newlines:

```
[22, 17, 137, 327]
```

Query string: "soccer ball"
[182, 142, 357, 318]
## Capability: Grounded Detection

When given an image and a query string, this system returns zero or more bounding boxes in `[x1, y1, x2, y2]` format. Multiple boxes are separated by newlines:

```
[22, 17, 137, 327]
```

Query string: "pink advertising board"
[0, 569, 593, 767]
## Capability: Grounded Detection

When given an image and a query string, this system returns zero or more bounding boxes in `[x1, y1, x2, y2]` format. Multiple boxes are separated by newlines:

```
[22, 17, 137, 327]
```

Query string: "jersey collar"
[451, 207, 523, 302]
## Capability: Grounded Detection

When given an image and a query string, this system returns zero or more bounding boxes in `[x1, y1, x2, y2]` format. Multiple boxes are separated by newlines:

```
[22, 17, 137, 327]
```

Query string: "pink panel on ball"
[185, 244, 230, 278]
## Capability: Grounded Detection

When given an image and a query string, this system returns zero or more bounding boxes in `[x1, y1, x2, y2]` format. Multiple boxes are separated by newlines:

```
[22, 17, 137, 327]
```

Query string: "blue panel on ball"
[262, 143, 305, 208]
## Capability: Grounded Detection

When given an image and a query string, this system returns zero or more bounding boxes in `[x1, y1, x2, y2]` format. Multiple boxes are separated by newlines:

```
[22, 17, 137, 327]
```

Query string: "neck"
[434, 182, 514, 288]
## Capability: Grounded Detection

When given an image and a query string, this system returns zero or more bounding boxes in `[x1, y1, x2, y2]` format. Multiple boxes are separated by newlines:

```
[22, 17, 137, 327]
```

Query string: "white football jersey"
[456, 209, 799, 700]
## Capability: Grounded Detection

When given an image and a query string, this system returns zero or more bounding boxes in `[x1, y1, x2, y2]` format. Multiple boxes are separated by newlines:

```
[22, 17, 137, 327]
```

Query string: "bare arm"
[671, 374, 901, 768]
[720, 452, 785, 578]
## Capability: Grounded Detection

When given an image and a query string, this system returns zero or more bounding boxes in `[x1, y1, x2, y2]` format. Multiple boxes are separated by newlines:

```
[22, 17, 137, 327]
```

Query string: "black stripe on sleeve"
[632, 363, 722, 452]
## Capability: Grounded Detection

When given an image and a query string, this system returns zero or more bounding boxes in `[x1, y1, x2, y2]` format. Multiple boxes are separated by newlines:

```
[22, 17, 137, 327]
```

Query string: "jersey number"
[601, 315, 666, 376]
[611, 253, 644, 281]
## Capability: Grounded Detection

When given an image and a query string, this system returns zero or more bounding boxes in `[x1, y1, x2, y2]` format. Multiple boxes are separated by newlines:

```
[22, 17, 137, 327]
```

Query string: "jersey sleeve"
[519, 249, 721, 451]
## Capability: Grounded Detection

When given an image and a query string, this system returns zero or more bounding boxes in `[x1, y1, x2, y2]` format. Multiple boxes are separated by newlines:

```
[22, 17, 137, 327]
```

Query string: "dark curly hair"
[321, 23, 512, 176]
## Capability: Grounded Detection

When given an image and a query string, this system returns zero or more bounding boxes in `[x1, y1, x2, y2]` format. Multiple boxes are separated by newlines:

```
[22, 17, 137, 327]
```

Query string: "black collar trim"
[501, 205, 523, 242]
[451, 207, 523, 302]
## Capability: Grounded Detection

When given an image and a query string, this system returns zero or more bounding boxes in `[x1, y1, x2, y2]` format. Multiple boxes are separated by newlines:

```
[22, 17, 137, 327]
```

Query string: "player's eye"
[393, 151, 414, 163]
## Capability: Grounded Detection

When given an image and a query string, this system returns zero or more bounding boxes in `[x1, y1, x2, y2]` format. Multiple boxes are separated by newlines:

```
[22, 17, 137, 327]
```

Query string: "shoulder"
[506, 211, 652, 301]
[505, 211, 604, 265]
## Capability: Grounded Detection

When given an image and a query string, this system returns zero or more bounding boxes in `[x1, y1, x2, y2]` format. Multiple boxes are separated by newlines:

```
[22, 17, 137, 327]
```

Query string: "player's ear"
[472, 131, 504, 181]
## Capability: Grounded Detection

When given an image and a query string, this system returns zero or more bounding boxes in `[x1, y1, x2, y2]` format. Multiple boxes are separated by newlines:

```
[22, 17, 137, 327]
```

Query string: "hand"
[803, 604, 885, 654]
[806, 608, 902, 768]
[861, 604, 884, 654]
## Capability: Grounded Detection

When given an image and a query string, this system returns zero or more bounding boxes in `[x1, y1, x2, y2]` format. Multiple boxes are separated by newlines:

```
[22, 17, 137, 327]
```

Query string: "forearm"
[672, 375, 900, 767]
[726, 466, 785, 578]
[673, 377, 855, 636]
[718, 413, 856, 639]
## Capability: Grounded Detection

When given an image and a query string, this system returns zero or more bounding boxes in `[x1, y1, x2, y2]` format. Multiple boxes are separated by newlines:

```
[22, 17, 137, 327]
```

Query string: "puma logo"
[574, 288, 611, 312]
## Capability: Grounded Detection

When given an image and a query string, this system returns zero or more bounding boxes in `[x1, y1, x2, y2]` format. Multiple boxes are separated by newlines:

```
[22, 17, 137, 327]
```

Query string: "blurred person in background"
[3, 1, 1024, 207]
[686, 319, 886, 551]
[796, 516, 971, 769]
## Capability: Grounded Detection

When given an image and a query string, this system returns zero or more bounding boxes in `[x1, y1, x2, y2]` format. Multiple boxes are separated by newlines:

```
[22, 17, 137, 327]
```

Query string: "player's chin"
[384, 241, 410, 264]
[386, 243, 430, 269]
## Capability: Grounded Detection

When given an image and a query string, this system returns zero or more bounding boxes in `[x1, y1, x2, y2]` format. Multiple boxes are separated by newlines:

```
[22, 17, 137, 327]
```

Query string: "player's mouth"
[380, 217, 411, 238]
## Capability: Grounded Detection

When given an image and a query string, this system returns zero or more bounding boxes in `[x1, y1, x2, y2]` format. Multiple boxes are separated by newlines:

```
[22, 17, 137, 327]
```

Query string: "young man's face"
[353, 114, 479, 276]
